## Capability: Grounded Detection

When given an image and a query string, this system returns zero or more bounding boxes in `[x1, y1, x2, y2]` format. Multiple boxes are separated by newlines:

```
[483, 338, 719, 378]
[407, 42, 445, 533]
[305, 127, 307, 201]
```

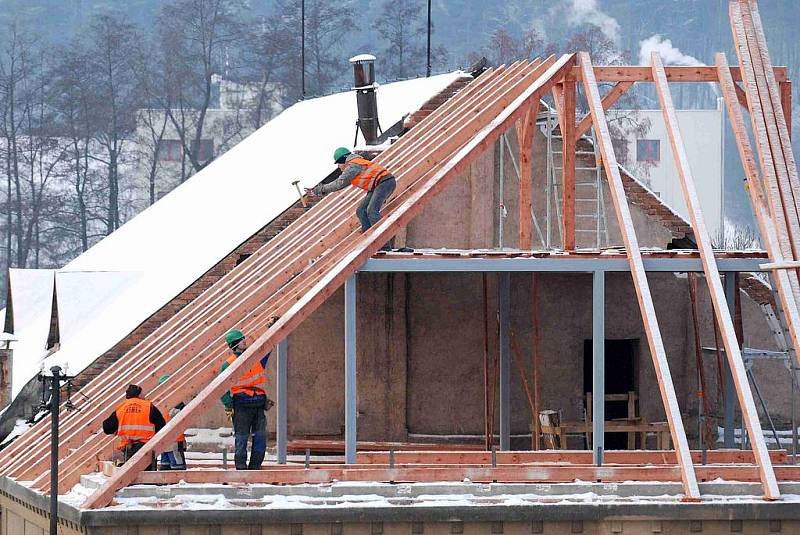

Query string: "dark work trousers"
[356, 176, 396, 232]
[233, 403, 267, 470]
[122, 441, 157, 471]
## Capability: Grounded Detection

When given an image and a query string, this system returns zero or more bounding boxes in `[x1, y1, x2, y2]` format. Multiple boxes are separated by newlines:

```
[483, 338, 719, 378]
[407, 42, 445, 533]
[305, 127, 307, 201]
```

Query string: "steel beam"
[345, 275, 357, 464]
[593, 270, 605, 465]
[276, 338, 288, 464]
[723, 273, 737, 448]
[499, 273, 511, 450]
[360, 257, 764, 273]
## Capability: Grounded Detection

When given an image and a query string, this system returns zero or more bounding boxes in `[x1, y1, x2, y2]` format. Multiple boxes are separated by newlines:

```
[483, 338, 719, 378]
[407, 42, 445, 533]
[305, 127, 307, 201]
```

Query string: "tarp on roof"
[4, 72, 465, 399]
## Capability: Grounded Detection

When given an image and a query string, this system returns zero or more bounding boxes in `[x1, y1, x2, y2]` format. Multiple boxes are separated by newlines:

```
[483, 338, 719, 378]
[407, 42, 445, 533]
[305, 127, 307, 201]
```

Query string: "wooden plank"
[734, 82, 749, 108]
[567, 65, 788, 83]
[355, 449, 789, 465]
[287, 440, 483, 454]
[575, 81, 634, 139]
[781, 81, 792, 139]
[716, 52, 800, 402]
[0, 64, 513, 477]
[22, 62, 539, 486]
[577, 51, 700, 501]
[652, 52, 778, 500]
[730, 2, 800, 305]
[517, 106, 536, 249]
[562, 80, 576, 250]
[745, 0, 800, 245]
[21, 64, 534, 488]
[81, 55, 578, 509]
[47, 62, 540, 491]
[133, 464, 800, 486]
[531, 273, 541, 450]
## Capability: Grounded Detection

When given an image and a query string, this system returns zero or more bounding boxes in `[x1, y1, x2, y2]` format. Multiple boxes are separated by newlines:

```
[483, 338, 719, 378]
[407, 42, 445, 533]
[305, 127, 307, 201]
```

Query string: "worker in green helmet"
[219, 321, 276, 470]
[157, 374, 187, 470]
[306, 147, 398, 249]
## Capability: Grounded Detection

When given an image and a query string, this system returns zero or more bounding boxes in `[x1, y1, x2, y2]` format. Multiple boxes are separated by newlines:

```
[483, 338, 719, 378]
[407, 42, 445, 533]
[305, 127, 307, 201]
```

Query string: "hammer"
[291, 179, 308, 207]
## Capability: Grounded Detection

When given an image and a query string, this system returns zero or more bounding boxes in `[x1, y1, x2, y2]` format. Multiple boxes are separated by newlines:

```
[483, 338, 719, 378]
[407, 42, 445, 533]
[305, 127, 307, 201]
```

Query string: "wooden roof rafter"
[651, 51, 779, 500]
[78, 54, 578, 509]
[578, 51, 700, 501]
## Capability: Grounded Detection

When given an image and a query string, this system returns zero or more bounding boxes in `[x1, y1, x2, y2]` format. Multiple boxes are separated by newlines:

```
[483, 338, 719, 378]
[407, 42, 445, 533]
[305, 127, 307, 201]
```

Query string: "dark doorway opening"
[583, 339, 638, 449]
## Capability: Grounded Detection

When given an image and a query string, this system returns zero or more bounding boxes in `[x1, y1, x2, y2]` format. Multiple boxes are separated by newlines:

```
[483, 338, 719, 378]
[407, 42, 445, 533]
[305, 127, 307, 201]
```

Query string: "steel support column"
[276, 338, 288, 464]
[345, 275, 358, 464]
[723, 273, 737, 448]
[499, 272, 511, 450]
[593, 270, 605, 465]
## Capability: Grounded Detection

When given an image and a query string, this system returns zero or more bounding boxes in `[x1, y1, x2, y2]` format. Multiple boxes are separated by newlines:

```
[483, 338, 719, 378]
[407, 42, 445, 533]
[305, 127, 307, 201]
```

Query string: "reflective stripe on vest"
[116, 398, 155, 449]
[348, 157, 390, 191]
[225, 354, 267, 397]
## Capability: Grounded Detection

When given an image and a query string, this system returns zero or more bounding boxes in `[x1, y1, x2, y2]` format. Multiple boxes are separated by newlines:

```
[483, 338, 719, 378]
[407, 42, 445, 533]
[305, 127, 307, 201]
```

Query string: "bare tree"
[240, 11, 294, 129]
[477, 27, 544, 67]
[85, 13, 141, 235]
[375, 0, 432, 79]
[301, 0, 352, 95]
[156, 0, 246, 179]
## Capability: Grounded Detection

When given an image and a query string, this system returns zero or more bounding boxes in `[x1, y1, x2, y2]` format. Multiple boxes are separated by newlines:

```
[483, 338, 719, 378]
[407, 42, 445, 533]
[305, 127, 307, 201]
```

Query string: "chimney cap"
[349, 54, 376, 64]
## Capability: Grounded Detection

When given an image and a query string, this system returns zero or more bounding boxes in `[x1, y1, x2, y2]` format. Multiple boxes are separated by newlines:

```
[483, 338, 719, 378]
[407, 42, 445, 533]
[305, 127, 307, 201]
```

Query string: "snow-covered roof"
[4, 72, 465, 399]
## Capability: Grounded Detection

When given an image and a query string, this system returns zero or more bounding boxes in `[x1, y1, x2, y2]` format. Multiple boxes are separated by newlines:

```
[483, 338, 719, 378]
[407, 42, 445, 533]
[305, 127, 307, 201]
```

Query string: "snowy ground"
[58, 472, 800, 511]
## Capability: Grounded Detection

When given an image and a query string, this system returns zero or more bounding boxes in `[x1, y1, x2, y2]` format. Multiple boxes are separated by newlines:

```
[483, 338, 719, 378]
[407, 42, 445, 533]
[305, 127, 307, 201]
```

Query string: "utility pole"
[301, 0, 306, 98]
[42, 365, 76, 535]
[426, 0, 432, 77]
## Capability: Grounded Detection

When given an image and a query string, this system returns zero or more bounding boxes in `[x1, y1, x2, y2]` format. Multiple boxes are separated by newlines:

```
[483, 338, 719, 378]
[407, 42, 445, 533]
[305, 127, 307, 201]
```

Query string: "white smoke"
[638, 35, 719, 97]
[638, 35, 703, 66]
[567, 0, 621, 43]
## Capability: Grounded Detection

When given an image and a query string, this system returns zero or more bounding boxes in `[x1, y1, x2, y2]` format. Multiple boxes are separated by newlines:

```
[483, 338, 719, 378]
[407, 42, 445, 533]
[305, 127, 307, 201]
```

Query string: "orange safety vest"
[225, 354, 267, 397]
[115, 398, 155, 449]
[164, 412, 186, 444]
[348, 157, 391, 191]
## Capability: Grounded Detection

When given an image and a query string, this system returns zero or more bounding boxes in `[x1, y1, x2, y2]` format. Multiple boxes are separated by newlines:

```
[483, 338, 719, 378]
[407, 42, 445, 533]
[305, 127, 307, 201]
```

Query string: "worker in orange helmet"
[102, 384, 166, 470]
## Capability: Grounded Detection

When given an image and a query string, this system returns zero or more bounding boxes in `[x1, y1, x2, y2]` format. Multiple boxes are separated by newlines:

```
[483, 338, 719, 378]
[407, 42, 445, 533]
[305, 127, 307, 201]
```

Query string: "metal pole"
[723, 273, 737, 448]
[344, 275, 357, 464]
[276, 338, 288, 464]
[499, 135, 505, 248]
[499, 272, 511, 450]
[49, 366, 61, 535]
[592, 270, 605, 465]
[301, 0, 305, 99]
[426, 0, 432, 77]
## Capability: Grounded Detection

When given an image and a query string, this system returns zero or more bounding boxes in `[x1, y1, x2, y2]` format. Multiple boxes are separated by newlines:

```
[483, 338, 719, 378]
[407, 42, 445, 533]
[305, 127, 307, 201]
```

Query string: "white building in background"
[611, 106, 724, 237]
[131, 77, 285, 203]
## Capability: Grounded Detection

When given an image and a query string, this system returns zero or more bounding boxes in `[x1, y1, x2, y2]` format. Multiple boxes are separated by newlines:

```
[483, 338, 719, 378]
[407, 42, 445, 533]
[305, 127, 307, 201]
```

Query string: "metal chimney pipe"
[350, 54, 381, 145]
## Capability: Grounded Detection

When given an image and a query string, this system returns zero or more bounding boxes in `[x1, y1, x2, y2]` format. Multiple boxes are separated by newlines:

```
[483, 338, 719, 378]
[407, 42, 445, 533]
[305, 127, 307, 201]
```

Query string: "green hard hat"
[225, 329, 245, 348]
[333, 147, 351, 164]
[158, 374, 170, 385]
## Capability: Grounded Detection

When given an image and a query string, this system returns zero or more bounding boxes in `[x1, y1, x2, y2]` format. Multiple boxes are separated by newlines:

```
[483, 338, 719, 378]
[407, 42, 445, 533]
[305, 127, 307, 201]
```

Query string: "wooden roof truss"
[0, 0, 797, 508]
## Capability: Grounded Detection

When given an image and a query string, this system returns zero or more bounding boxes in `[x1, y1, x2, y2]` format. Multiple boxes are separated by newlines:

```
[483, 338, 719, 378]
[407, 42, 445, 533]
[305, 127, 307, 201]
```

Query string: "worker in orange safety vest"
[219, 327, 275, 470]
[102, 384, 166, 469]
[306, 147, 407, 251]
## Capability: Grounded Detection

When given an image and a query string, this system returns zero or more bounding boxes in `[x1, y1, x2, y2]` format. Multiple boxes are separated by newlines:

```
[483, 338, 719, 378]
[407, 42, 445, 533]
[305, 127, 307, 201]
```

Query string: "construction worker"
[220, 327, 274, 470]
[157, 374, 187, 471]
[306, 147, 397, 246]
[102, 384, 166, 470]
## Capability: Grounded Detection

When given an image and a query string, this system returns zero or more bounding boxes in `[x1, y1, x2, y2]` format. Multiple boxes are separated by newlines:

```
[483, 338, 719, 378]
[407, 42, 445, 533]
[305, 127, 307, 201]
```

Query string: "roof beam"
[566, 65, 788, 83]
[575, 81, 633, 139]
[578, 51, 700, 501]
[652, 51, 778, 500]
[81, 54, 577, 509]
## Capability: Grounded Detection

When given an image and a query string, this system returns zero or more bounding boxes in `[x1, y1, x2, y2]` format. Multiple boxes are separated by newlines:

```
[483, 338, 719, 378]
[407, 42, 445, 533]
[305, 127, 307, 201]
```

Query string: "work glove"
[265, 398, 275, 412]
[224, 408, 234, 421]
